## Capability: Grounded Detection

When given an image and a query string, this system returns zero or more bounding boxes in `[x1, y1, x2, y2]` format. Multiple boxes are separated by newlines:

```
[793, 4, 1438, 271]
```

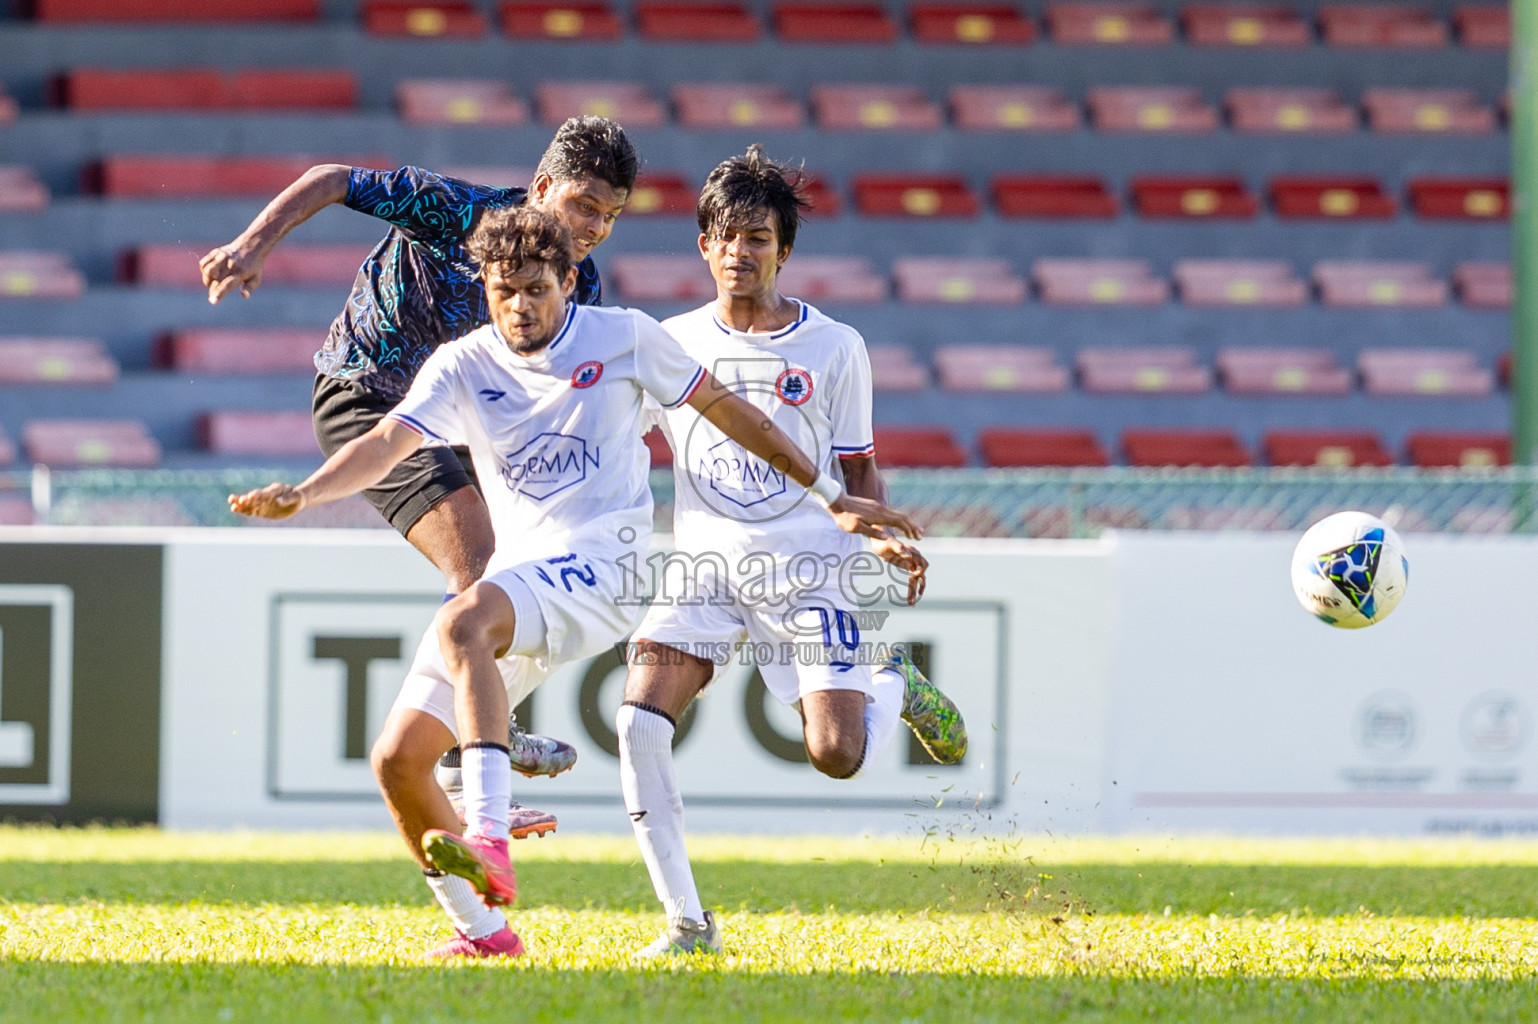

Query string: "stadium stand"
[772, 1, 899, 43]
[625, 172, 697, 215]
[1034, 260, 1168, 305]
[643, 426, 672, 468]
[395, 80, 527, 125]
[1130, 176, 1258, 219]
[1263, 430, 1394, 467]
[777, 256, 886, 302]
[362, 0, 487, 37]
[910, 3, 1037, 45]
[610, 255, 714, 301]
[1122, 429, 1250, 467]
[1408, 177, 1508, 219]
[1269, 176, 1398, 218]
[672, 83, 804, 129]
[978, 428, 1109, 467]
[1358, 349, 1496, 396]
[950, 86, 1080, 132]
[871, 427, 968, 467]
[198, 410, 319, 456]
[86, 156, 391, 198]
[1316, 3, 1449, 47]
[1454, 262, 1512, 309]
[29, 0, 319, 21]
[533, 81, 666, 127]
[1313, 261, 1450, 308]
[1224, 88, 1357, 133]
[1406, 431, 1510, 467]
[1454, 3, 1509, 47]
[0, 338, 119, 386]
[0, 84, 15, 125]
[810, 85, 944, 131]
[1046, 2, 1173, 45]
[992, 175, 1117, 217]
[0, 166, 49, 213]
[22, 419, 162, 468]
[54, 69, 357, 111]
[852, 174, 979, 217]
[1362, 87, 1496, 133]
[0, 253, 86, 300]
[0, 427, 15, 469]
[125, 243, 372, 288]
[636, 0, 759, 40]
[501, 0, 624, 38]
[893, 258, 1026, 304]
[1087, 86, 1219, 133]
[1216, 348, 1353, 395]
[934, 345, 1069, 393]
[1174, 260, 1308, 307]
[866, 344, 929, 391]
[155, 329, 322, 374]
[1078, 348, 1212, 394]
[1181, 4, 1311, 47]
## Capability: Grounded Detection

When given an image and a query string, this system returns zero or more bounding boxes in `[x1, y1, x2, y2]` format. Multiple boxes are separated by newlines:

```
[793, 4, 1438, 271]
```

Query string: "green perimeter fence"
[3, 466, 1538, 537]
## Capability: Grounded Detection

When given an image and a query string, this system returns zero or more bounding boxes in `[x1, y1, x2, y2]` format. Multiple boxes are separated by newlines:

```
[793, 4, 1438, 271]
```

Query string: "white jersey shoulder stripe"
[388, 411, 446, 442]
[662, 364, 708, 408]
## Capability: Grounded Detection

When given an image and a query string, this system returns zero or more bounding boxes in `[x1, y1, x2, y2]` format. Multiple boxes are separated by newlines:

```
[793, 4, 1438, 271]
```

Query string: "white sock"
[617, 703, 704, 923]
[426, 872, 507, 939]
[843, 664, 905, 779]
[462, 743, 512, 842]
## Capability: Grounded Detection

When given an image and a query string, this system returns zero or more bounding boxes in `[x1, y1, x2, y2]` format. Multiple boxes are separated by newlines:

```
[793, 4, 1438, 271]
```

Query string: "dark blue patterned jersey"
[312, 165, 603, 399]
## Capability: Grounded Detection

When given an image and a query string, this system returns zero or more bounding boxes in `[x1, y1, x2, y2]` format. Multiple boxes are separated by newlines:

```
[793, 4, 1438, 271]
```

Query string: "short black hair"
[696, 145, 811, 252]
[467, 205, 574, 283]
[534, 116, 639, 194]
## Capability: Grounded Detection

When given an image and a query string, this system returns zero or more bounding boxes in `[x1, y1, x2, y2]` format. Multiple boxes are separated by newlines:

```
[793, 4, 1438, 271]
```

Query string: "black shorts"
[311, 373, 480, 537]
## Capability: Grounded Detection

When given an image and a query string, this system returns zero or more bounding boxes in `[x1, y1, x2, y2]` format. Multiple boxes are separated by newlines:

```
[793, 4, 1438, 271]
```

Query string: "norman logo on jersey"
[571, 361, 604, 389]
[700, 438, 788, 509]
[775, 368, 813, 406]
[499, 432, 600, 500]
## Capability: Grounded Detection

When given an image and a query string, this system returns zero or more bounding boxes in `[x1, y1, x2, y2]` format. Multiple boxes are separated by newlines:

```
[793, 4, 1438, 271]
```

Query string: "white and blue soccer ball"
[1290, 511, 1408, 629]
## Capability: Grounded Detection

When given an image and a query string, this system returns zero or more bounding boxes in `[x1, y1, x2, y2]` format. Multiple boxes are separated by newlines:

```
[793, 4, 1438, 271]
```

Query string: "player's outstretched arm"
[685, 374, 922, 541]
[199, 163, 352, 304]
[228, 418, 419, 519]
[841, 455, 927, 604]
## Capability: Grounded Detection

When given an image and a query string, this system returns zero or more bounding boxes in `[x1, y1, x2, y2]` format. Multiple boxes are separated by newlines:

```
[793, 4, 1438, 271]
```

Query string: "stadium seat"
[1225, 88, 1356, 133]
[1174, 260, 1308, 307]
[608, 255, 714, 301]
[1407, 177, 1508, 219]
[533, 81, 666, 127]
[500, 0, 623, 38]
[1034, 259, 1168, 306]
[1087, 86, 1218, 133]
[0, 252, 87, 300]
[395, 80, 527, 126]
[893, 257, 1027, 304]
[643, 426, 673, 468]
[773, 2, 899, 43]
[0, 166, 49, 213]
[866, 344, 929, 390]
[1130, 176, 1258, 218]
[1263, 430, 1393, 468]
[198, 410, 319, 456]
[978, 428, 1109, 467]
[31, 0, 318, 21]
[125, 243, 372, 288]
[1406, 431, 1509, 468]
[1317, 3, 1448, 47]
[1269, 176, 1397, 219]
[363, 1, 487, 36]
[1181, 4, 1310, 46]
[1314, 261, 1449, 308]
[0, 429, 17, 470]
[1047, 2, 1173, 44]
[637, 0, 759, 40]
[950, 86, 1080, 132]
[810, 85, 944, 131]
[1215, 347, 1352, 395]
[22, 419, 161, 468]
[155, 328, 322, 374]
[852, 174, 980, 217]
[934, 345, 1069, 392]
[672, 83, 804, 129]
[777, 255, 886, 302]
[87, 156, 391, 199]
[797, 175, 843, 217]
[56, 68, 356, 111]
[1122, 429, 1249, 466]
[0, 337, 119, 385]
[992, 175, 1117, 217]
[0, 85, 16, 125]
[871, 427, 968, 467]
[1079, 348, 1211, 393]
[1454, 4, 1508, 47]
[910, 3, 1037, 44]
[1358, 349, 1494, 396]
[1453, 262, 1510, 309]
[1362, 88, 1495, 133]
[625, 173, 696, 215]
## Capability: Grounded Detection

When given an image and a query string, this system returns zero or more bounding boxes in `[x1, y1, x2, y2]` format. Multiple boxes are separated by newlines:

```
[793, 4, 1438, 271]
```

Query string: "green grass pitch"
[3, 827, 1537, 1022]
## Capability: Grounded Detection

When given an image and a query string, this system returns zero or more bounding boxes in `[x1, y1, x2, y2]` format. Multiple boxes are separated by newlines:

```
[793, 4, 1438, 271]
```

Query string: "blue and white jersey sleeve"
[386, 345, 464, 445]
[829, 339, 876, 460]
[344, 166, 524, 245]
[633, 313, 707, 410]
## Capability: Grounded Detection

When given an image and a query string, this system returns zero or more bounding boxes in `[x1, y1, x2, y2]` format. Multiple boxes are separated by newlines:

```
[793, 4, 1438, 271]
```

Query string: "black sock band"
[462, 740, 510, 754]
[835, 735, 870, 780]
[423, 868, 446, 878]
[621, 700, 676, 727]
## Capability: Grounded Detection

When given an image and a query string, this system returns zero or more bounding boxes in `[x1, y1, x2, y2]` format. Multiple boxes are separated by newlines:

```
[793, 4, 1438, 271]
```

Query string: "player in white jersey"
[229, 205, 920, 959]
[619, 147, 968, 957]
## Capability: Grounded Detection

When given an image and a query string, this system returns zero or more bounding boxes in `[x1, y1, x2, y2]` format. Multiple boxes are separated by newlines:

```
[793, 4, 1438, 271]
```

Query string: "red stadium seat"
[672, 83, 804, 129]
[950, 86, 1080, 132]
[625, 173, 696, 216]
[893, 257, 1026, 304]
[56, 68, 356, 111]
[1174, 260, 1307, 307]
[872, 427, 967, 467]
[992, 175, 1116, 218]
[1131, 176, 1258, 218]
[1269, 176, 1396, 219]
[533, 81, 666, 127]
[1079, 348, 1210, 393]
[0, 166, 49, 212]
[852, 174, 980, 217]
[1408, 177, 1508, 220]
[1318, 3, 1448, 47]
[1406, 431, 1509, 468]
[156, 328, 321, 374]
[1216, 347, 1352, 395]
[87, 156, 391, 199]
[1047, 2, 1173, 44]
[608, 255, 715, 301]
[1225, 88, 1356, 133]
[0, 85, 15, 126]
[198, 411, 319, 456]
[910, 3, 1037, 44]
[363, 1, 487, 36]
[643, 427, 673, 468]
[810, 85, 944, 131]
[1358, 349, 1494, 396]
[1034, 259, 1168, 306]
[125, 243, 372, 288]
[395, 80, 527, 125]
[1454, 262, 1511, 309]
[1263, 431, 1392, 468]
[1362, 88, 1495, 133]
[1181, 4, 1310, 46]
[32, 0, 317, 21]
[0, 337, 119, 385]
[1123, 429, 1249, 467]
[1087, 86, 1218, 133]
[501, 0, 623, 38]
[1454, 4, 1508, 47]
[1314, 261, 1449, 308]
[22, 419, 161, 468]
[227, 70, 355, 110]
[866, 344, 929, 390]
[0, 431, 18, 472]
[934, 346, 1068, 393]
[773, 2, 899, 43]
[0, 252, 87, 300]
[978, 428, 1109, 467]
[776, 256, 887, 302]
[638, 0, 759, 40]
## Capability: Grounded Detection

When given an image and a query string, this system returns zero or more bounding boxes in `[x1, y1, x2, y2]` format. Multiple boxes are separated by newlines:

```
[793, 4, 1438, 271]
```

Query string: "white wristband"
[809, 471, 842, 508]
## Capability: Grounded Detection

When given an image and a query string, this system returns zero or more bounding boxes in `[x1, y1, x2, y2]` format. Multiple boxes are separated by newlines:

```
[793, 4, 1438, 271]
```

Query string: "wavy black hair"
[696, 144, 811, 251]
[467, 205, 574, 283]
[534, 116, 640, 193]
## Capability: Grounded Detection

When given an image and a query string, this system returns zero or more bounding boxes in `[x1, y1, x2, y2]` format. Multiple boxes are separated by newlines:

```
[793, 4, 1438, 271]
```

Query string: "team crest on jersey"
[775, 367, 813, 406]
[571, 361, 604, 388]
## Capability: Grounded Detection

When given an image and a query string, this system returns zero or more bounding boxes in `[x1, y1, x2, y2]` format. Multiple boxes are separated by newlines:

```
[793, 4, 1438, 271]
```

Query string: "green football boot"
[892, 645, 967, 764]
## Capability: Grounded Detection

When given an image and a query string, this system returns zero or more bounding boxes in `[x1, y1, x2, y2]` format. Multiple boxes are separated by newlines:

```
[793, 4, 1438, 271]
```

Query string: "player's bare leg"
[371, 708, 461, 870]
[799, 689, 870, 778]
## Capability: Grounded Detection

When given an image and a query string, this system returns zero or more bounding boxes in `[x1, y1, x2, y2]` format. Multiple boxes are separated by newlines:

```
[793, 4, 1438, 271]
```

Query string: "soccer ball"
[1290, 511, 1408, 629]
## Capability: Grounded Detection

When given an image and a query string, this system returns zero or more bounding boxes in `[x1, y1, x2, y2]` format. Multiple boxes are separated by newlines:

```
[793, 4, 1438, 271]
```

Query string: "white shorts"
[393, 550, 645, 738]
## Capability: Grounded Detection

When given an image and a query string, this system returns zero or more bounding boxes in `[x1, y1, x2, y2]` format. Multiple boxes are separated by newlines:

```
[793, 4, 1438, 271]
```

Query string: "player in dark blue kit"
[199, 117, 636, 837]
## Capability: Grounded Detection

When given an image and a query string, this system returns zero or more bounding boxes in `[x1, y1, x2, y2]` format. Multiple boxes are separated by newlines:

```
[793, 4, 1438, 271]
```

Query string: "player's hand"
[228, 482, 305, 519]
[826, 493, 922, 540]
[872, 536, 927, 605]
[199, 244, 265, 304]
